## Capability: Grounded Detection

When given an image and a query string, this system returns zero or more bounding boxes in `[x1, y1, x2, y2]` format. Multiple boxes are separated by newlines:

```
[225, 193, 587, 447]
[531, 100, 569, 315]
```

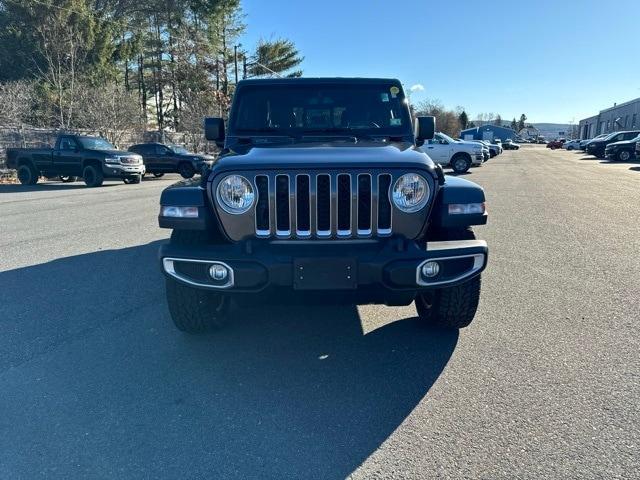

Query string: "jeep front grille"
[252, 172, 393, 239]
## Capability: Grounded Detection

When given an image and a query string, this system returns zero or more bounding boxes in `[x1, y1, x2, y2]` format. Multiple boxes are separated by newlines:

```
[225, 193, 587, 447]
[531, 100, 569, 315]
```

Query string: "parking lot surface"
[1, 146, 639, 479]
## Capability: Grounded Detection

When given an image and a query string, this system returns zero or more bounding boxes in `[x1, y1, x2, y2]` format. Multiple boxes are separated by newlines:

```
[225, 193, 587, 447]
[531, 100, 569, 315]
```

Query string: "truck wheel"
[415, 276, 481, 330]
[59, 175, 78, 183]
[165, 279, 230, 333]
[83, 165, 104, 187]
[178, 162, 196, 179]
[451, 154, 471, 174]
[415, 227, 481, 329]
[17, 164, 38, 185]
[616, 150, 632, 162]
[123, 175, 141, 184]
[153, 173, 165, 178]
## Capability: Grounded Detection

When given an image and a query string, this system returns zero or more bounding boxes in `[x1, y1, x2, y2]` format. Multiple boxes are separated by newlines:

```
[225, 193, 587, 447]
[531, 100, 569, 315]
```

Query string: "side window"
[154, 145, 168, 155]
[59, 137, 77, 150]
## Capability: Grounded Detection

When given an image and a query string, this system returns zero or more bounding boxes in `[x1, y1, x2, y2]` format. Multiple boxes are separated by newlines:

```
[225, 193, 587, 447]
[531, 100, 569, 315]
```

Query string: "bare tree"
[0, 81, 35, 126]
[75, 82, 143, 147]
[33, 18, 90, 128]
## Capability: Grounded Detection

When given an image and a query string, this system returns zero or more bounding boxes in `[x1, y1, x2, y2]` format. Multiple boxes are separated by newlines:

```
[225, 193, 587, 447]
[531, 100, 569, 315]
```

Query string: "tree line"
[0, 0, 303, 142]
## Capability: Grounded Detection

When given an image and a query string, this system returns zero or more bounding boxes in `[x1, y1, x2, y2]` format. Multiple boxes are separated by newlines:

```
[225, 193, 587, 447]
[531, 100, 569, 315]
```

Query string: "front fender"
[432, 175, 487, 228]
[158, 181, 211, 230]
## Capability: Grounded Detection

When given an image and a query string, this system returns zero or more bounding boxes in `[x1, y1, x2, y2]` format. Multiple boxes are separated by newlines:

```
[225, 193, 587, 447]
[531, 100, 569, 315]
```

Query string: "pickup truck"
[421, 132, 484, 173]
[157, 77, 488, 334]
[128, 142, 215, 178]
[6, 134, 145, 187]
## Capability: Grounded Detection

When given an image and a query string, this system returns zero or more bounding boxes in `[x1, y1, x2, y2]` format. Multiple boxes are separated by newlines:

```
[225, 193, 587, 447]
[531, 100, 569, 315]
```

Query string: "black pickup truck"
[158, 78, 489, 334]
[6, 134, 145, 187]
[128, 143, 215, 178]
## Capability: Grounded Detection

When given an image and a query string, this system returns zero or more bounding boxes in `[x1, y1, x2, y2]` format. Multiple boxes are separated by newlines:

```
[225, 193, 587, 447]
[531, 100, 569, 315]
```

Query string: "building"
[578, 97, 640, 139]
[460, 124, 519, 142]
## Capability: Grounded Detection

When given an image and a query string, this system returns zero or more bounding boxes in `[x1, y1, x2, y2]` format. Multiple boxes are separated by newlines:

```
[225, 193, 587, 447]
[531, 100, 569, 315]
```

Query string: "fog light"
[209, 264, 228, 281]
[421, 261, 440, 278]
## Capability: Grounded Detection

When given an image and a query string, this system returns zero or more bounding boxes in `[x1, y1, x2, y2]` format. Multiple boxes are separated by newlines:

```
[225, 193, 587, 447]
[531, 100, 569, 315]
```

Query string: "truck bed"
[6, 148, 53, 169]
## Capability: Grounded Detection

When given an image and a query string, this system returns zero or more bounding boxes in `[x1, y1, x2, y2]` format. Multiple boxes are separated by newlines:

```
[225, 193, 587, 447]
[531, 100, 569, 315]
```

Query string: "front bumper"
[472, 153, 484, 165]
[103, 163, 145, 177]
[160, 238, 488, 304]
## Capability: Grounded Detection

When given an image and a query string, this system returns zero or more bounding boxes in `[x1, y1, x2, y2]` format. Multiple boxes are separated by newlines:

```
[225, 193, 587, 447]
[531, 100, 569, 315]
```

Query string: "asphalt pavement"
[1, 146, 639, 479]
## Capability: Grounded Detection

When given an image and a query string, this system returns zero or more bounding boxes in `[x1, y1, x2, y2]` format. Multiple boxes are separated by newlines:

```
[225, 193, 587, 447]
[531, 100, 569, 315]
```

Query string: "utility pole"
[242, 53, 247, 79]
[234, 44, 239, 85]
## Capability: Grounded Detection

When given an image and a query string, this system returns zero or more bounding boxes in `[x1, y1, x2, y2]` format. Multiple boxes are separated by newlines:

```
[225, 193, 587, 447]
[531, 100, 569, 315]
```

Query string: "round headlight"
[216, 175, 255, 214]
[392, 173, 430, 213]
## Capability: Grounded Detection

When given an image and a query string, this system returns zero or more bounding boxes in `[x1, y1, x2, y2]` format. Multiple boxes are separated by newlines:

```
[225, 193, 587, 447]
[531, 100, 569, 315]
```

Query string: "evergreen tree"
[518, 114, 527, 131]
[511, 117, 518, 131]
[458, 110, 469, 130]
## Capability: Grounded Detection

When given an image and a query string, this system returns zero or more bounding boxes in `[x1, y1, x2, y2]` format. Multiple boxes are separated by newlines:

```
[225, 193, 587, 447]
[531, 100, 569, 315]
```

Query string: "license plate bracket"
[293, 258, 357, 290]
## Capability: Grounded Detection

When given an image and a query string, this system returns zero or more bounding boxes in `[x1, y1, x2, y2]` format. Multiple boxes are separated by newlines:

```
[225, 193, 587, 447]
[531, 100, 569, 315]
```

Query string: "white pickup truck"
[421, 132, 485, 173]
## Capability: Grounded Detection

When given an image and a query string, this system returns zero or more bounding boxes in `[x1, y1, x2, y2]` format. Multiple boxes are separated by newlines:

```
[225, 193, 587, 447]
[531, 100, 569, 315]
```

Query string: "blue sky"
[240, 0, 640, 124]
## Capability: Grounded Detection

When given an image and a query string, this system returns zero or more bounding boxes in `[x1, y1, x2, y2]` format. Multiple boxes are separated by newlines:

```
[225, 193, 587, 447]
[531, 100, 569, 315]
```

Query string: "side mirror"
[415, 116, 435, 143]
[205, 117, 225, 146]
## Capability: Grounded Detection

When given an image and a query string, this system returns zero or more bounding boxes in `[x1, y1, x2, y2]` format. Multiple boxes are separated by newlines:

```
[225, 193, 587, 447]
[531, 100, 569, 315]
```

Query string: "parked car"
[586, 130, 640, 159]
[604, 134, 640, 162]
[464, 140, 501, 158]
[128, 143, 215, 179]
[546, 139, 565, 149]
[502, 139, 520, 150]
[422, 132, 485, 173]
[636, 140, 640, 158]
[563, 139, 581, 150]
[6, 134, 145, 187]
[158, 77, 489, 333]
[580, 134, 607, 150]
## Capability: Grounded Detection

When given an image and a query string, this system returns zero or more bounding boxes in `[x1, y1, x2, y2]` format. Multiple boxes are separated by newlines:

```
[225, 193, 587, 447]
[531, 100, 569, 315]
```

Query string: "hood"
[213, 142, 437, 172]
[178, 153, 215, 161]
[87, 149, 138, 156]
[606, 139, 636, 148]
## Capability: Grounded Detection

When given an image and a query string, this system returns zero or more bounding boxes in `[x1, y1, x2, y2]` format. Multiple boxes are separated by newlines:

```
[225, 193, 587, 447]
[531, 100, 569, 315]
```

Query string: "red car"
[546, 140, 565, 150]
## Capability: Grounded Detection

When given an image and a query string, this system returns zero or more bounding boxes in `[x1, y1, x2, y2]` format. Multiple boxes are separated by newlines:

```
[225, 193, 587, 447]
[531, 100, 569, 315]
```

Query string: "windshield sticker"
[390, 86, 400, 98]
[390, 118, 402, 126]
[381, 93, 390, 102]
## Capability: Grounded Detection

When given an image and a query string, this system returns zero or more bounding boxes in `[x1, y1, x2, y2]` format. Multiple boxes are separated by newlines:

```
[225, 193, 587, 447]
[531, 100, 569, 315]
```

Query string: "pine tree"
[518, 114, 527, 131]
[511, 117, 518, 131]
[458, 110, 469, 130]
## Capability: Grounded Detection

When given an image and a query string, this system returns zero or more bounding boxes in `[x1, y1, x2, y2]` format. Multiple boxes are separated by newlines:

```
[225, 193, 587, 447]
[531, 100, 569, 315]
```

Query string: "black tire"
[17, 163, 38, 185]
[567, 146, 574, 150]
[178, 162, 196, 179]
[59, 175, 78, 183]
[166, 279, 230, 333]
[415, 228, 482, 329]
[451, 154, 471, 174]
[165, 229, 230, 333]
[616, 149, 632, 162]
[153, 173, 165, 178]
[83, 164, 104, 187]
[123, 175, 141, 184]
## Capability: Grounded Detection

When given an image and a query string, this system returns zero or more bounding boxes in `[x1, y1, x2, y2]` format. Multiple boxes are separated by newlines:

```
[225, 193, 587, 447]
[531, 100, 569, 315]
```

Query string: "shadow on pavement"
[629, 166, 640, 172]
[0, 182, 124, 193]
[0, 241, 457, 479]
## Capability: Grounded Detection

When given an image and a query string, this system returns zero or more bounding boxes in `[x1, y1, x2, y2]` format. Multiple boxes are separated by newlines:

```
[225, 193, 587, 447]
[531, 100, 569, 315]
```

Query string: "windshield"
[170, 145, 189, 154]
[231, 83, 413, 137]
[438, 132, 457, 143]
[78, 136, 115, 151]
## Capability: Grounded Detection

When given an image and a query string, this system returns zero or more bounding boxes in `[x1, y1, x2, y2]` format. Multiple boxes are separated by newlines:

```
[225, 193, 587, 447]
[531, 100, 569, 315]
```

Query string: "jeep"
[158, 78, 489, 333]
